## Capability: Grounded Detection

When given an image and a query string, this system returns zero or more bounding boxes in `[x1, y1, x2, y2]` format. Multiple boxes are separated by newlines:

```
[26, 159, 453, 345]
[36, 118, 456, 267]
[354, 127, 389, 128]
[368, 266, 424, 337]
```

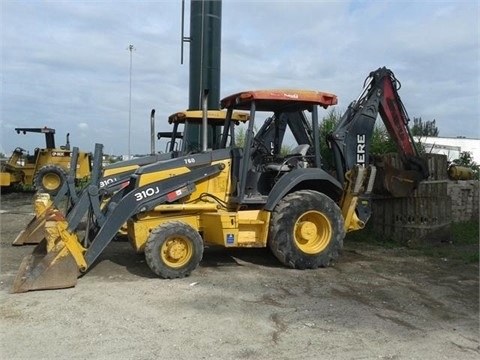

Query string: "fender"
[264, 168, 343, 211]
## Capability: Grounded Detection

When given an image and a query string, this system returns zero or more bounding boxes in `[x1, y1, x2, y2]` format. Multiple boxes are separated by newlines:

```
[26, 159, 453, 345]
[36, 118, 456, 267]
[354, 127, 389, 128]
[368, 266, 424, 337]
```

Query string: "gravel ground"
[0, 192, 478, 360]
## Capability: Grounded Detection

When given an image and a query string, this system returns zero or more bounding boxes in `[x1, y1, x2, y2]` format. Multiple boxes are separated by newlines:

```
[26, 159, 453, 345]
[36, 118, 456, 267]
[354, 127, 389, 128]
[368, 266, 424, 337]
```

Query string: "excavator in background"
[12, 110, 249, 246]
[12, 67, 429, 293]
[0, 127, 91, 195]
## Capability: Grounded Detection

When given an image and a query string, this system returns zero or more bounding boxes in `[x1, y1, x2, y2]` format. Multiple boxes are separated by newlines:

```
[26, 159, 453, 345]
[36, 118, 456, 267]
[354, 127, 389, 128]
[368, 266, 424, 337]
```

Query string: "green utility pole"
[184, 0, 222, 151]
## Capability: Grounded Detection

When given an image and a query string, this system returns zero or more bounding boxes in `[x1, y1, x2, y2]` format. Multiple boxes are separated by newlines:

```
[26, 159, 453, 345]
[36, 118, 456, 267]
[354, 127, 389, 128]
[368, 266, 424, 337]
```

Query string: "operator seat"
[265, 144, 310, 172]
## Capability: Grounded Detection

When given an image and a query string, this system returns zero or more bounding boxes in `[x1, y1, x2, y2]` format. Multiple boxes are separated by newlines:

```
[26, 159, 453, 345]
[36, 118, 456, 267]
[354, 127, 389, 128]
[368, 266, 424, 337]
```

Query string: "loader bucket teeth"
[12, 213, 47, 245]
[12, 239, 79, 293]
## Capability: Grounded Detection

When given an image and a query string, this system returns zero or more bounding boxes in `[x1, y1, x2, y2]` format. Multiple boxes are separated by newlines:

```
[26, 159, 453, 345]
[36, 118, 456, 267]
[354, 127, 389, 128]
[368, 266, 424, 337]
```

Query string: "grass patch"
[346, 220, 479, 264]
[345, 221, 399, 248]
[451, 221, 479, 245]
[429, 221, 479, 263]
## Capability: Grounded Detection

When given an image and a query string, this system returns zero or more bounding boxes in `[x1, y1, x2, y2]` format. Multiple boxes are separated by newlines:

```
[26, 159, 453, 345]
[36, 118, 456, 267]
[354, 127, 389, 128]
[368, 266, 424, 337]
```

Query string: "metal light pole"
[127, 44, 135, 159]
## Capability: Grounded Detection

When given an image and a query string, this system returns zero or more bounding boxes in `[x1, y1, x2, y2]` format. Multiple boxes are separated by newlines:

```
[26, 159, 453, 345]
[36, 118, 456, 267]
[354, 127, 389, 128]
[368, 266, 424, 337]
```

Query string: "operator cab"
[220, 89, 338, 204]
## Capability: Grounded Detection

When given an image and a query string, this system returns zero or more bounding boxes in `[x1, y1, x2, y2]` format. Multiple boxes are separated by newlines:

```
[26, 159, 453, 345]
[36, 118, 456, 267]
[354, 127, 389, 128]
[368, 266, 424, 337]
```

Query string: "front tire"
[33, 164, 67, 196]
[145, 221, 204, 279]
[268, 190, 345, 269]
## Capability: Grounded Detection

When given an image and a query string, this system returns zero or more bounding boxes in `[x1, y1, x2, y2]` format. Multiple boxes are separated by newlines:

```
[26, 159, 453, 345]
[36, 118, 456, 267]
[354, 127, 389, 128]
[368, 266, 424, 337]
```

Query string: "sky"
[1, 0, 479, 156]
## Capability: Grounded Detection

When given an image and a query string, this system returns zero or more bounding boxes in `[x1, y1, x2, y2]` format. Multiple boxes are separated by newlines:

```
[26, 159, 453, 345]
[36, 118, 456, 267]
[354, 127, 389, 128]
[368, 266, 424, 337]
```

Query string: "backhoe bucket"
[12, 193, 52, 246]
[379, 162, 423, 198]
[12, 210, 85, 293]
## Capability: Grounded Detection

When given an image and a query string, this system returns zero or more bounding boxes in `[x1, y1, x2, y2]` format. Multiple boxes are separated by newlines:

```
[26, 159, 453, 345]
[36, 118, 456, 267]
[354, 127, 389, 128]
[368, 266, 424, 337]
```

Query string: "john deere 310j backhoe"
[12, 67, 428, 293]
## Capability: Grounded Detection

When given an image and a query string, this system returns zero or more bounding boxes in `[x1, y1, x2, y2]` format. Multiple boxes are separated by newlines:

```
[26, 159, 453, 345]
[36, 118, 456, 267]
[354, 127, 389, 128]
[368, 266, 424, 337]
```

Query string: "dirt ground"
[0, 192, 478, 360]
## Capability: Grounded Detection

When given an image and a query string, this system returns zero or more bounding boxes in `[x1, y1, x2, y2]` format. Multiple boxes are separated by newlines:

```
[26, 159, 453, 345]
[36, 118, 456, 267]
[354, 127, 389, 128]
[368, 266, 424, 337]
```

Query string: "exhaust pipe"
[150, 109, 156, 155]
[202, 89, 209, 152]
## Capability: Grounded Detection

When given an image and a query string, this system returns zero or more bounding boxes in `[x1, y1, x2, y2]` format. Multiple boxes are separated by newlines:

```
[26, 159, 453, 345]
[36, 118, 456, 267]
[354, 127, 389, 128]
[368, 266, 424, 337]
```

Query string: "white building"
[415, 136, 480, 164]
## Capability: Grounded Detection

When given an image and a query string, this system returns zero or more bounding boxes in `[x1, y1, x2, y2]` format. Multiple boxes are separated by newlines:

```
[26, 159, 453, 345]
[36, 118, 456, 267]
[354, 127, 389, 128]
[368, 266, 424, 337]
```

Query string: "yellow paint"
[293, 210, 332, 254]
[128, 215, 200, 252]
[160, 236, 193, 268]
[103, 164, 139, 177]
[0, 172, 12, 186]
[45, 212, 87, 271]
[34, 193, 52, 216]
[200, 210, 270, 247]
[339, 168, 367, 232]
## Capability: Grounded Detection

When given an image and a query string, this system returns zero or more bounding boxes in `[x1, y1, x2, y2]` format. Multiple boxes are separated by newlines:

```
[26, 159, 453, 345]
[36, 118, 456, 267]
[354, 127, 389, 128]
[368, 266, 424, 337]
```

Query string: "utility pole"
[127, 44, 135, 159]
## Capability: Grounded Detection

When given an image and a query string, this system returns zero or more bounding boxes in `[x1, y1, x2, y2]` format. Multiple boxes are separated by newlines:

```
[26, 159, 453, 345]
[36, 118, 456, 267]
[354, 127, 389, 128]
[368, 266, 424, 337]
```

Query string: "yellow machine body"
[127, 157, 270, 252]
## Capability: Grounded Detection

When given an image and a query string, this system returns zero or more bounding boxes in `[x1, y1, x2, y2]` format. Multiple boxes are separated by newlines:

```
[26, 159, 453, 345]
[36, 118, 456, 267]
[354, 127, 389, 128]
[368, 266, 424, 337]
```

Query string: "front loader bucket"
[12, 239, 79, 293]
[12, 209, 85, 293]
[12, 193, 52, 246]
[12, 212, 48, 245]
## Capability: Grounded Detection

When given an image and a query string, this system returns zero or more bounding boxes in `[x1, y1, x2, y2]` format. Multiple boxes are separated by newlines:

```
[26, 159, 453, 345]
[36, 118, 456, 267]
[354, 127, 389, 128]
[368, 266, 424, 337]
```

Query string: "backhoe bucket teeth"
[12, 193, 52, 246]
[12, 210, 85, 293]
[12, 239, 79, 293]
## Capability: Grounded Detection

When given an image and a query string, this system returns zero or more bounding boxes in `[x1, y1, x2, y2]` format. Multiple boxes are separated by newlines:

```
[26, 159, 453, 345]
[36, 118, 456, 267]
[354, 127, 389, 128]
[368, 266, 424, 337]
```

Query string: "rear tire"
[268, 190, 345, 269]
[145, 221, 204, 279]
[33, 164, 67, 196]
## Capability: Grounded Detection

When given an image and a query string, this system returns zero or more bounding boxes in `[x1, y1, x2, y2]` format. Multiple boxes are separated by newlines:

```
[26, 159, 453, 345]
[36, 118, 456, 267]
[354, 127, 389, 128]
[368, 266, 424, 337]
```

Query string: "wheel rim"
[42, 172, 61, 191]
[294, 210, 332, 254]
[160, 236, 193, 268]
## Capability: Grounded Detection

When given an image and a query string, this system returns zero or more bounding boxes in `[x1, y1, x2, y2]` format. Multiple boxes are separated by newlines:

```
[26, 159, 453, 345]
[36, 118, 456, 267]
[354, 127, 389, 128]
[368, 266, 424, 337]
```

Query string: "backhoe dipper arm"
[329, 67, 428, 185]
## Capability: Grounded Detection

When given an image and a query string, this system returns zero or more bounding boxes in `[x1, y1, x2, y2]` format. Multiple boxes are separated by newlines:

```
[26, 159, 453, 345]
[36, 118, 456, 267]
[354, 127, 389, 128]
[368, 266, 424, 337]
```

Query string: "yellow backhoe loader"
[12, 67, 429, 293]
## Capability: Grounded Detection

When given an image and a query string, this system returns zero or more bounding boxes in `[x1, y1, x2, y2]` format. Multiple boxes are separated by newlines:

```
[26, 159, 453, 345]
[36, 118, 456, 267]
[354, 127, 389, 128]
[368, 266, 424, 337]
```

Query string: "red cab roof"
[220, 89, 338, 111]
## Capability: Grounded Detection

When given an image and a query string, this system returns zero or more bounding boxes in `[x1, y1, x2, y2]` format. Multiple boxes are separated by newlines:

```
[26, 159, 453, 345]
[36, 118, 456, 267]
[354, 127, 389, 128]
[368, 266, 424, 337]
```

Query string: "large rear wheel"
[33, 164, 67, 196]
[268, 190, 345, 269]
[145, 221, 204, 279]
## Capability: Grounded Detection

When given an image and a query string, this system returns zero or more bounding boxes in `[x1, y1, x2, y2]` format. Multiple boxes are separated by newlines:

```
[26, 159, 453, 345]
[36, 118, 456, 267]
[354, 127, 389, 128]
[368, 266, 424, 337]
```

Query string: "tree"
[235, 127, 246, 148]
[319, 108, 342, 169]
[411, 117, 439, 137]
[369, 125, 397, 155]
[235, 124, 291, 154]
[318, 109, 401, 168]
